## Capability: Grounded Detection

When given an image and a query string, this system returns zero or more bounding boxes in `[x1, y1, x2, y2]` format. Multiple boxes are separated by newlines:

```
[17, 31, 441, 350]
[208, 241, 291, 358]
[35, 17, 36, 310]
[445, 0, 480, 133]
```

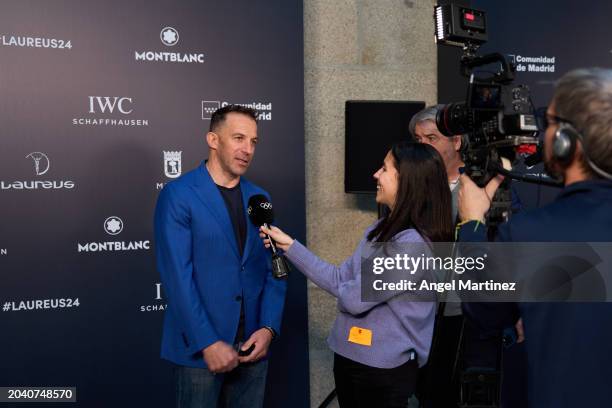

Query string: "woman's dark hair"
[367, 142, 453, 243]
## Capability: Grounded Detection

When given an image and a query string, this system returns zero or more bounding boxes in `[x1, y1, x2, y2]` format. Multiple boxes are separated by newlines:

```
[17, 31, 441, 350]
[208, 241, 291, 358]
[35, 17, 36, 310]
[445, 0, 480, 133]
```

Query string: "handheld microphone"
[247, 194, 290, 279]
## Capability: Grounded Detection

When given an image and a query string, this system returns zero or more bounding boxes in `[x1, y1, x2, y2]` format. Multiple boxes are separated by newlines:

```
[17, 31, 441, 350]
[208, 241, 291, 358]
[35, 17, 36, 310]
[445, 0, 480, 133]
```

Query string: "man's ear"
[206, 132, 218, 150]
[454, 135, 464, 152]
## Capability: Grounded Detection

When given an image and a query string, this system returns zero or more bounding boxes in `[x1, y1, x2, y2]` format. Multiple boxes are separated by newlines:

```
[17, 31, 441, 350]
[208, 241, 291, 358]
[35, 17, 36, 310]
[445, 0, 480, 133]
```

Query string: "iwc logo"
[72, 96, 149, 127]
[164, 151, 182, 179]
[140, 282, 167, 312]
[160, 27, 179, 46]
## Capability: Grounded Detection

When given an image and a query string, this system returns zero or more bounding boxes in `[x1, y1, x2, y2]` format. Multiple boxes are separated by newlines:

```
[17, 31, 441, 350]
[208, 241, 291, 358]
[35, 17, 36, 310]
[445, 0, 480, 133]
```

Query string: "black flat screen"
[345, 100, 425, 193]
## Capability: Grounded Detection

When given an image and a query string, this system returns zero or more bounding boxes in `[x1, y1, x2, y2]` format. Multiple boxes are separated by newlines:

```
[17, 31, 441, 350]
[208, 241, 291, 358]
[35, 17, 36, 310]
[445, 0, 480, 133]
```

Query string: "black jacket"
[458, 180, 612, 408]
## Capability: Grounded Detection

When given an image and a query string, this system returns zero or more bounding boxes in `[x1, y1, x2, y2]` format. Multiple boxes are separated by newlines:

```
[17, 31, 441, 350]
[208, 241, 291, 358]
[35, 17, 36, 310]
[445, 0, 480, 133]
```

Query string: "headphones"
[552, 122, 578, 163]
[552, 120, 612, 180]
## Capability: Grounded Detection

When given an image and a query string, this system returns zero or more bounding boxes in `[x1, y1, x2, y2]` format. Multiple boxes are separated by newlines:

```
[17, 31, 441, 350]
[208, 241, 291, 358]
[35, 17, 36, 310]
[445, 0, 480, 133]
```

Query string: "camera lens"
[436, 103, 470, 136]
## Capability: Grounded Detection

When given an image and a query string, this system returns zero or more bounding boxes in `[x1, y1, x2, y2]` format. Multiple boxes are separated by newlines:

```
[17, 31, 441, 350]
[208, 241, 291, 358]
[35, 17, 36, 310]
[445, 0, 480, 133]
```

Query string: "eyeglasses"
[534, 107, 576, 131]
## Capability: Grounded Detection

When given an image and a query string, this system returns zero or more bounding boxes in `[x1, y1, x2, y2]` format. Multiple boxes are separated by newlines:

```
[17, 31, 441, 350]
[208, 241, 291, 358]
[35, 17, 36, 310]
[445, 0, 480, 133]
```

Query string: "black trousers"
[416, 315, 464, 408]
[333, 353, 418, 408]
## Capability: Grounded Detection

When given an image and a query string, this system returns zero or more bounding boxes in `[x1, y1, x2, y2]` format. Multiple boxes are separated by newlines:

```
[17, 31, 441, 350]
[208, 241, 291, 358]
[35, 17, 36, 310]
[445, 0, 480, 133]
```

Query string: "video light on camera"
[434, 4, 488, 47]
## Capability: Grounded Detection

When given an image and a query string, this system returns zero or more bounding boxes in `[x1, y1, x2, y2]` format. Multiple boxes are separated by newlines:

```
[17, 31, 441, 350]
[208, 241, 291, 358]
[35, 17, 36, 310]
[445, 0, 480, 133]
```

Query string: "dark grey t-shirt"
[216, 183, 247, 343]
[217, 184, 246, 257]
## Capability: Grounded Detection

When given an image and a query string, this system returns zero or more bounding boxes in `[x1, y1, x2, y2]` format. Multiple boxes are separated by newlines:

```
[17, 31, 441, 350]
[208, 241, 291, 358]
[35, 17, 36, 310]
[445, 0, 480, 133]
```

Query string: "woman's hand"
[259, 225, 295, 252]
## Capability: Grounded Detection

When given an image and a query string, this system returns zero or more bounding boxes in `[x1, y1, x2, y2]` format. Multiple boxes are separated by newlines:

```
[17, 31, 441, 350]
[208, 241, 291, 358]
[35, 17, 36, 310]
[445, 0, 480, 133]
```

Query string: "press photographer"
[425, 5, 539, 406]
[457, 68, 612, 407]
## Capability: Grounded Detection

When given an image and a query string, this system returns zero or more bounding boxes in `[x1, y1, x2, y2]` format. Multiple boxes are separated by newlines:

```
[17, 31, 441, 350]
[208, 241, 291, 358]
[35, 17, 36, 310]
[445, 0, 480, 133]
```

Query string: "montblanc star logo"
[160, 27, 179, 46]
[104, 216, 124, 235]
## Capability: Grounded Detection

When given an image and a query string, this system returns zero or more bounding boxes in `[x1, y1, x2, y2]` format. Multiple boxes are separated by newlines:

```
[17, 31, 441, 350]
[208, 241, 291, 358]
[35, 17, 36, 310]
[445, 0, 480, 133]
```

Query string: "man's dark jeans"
[175, 360, 268, 408]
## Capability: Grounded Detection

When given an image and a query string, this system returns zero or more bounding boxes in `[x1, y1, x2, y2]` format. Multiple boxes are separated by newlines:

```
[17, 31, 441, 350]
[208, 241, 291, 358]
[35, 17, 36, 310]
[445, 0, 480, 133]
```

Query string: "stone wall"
[303, 0, 438, 405]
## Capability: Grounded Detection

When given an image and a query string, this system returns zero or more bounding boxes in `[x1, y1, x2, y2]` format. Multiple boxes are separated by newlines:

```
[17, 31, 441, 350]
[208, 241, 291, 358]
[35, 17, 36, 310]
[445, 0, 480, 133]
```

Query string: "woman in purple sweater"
[261, 142, 453, 407]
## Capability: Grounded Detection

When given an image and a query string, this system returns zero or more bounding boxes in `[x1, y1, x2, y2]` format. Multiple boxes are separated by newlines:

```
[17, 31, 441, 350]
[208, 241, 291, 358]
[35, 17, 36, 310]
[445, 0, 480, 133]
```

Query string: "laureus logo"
[160, 27, 179, 46]
[1, 34, 72, 49]
[25, 152, 50, 176]
[0, 152, 74, 191]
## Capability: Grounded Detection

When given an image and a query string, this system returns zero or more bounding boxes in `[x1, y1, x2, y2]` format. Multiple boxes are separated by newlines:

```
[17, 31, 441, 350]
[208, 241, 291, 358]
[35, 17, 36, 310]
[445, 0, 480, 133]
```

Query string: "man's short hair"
[409, 105, 444, 138]
[553, 68, 612, 178]
[209, 104, 258, 133]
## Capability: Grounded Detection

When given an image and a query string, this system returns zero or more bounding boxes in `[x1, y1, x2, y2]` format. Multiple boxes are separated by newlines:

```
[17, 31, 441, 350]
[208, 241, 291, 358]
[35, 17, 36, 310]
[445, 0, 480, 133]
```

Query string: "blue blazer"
[154, 162, 287, 367]
[459, 180, 612, 407]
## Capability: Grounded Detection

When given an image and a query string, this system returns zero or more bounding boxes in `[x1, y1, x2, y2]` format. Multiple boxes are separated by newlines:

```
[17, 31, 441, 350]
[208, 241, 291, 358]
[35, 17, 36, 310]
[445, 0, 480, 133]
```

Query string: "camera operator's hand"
[515, 318, 525, 343]
[458, 174, 489, 222]
[458, 173, 505, 222]
[458, 158, 511, 222]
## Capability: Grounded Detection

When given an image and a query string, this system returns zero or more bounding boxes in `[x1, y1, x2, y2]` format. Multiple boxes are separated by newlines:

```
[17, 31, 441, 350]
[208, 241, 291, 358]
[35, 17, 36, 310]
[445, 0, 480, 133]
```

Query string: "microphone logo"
[247, 194, 289, 280]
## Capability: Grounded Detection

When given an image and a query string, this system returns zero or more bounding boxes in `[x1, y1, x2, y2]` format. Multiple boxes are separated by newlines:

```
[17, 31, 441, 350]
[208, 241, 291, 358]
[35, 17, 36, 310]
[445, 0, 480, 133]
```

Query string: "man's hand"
[238, 328, 273, 364]
[458, 174, 494, 222]
[458, 172, 507, 222]
[202, 341, 239, 373]
[515, 318, 525, 343]
[260, 225, 294, 252]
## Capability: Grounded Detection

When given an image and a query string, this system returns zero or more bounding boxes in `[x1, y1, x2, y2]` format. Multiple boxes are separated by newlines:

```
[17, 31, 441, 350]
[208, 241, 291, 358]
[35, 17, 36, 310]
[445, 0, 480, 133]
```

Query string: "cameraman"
[411, 106, 527, 408]
[410, 107, 525, 408]
[457, 67, 612, 407]
[410, 105, 465, 193]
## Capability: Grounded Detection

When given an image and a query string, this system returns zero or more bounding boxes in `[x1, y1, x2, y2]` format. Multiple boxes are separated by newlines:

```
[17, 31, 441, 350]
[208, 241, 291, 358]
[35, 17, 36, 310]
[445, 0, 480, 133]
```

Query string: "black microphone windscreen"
[247, 194, 274, 226]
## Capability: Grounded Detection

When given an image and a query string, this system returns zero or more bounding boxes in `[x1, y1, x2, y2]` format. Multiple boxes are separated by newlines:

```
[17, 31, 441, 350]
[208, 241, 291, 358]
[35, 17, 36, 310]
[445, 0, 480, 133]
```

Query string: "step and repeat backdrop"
[0, 1, 308, 407]
[440, 0, 612, 209]
[475, 0, 612, 209]
[440, 2, 612, 407]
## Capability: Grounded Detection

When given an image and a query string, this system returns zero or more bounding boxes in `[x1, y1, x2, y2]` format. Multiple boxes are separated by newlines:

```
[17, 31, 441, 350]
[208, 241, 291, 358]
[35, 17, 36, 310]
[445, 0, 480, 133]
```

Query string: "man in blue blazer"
[154, 105, 287, 408]
[457, 68, 612, 407]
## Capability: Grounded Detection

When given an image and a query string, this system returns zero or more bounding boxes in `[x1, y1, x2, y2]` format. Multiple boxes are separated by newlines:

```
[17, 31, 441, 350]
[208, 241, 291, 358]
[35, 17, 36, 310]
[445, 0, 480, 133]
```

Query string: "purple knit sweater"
[285, 223, 436, 368]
